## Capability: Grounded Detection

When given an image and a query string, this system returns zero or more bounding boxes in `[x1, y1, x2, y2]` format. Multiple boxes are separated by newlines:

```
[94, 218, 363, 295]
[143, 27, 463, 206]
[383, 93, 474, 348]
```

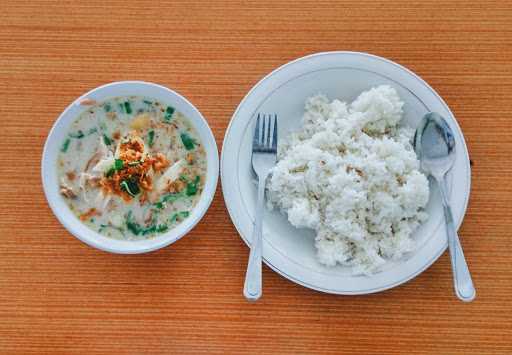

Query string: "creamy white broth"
[57, 96, 207, 240]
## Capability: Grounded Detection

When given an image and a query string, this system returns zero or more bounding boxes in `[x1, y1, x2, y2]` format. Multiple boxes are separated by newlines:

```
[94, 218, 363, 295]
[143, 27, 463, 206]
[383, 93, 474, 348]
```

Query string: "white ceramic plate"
[221, 52, 470, 294]
[42, 81, 219, 254]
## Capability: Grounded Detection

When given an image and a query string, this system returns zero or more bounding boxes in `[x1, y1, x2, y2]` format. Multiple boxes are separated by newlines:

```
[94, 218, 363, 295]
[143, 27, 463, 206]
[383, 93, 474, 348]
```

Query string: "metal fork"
[243, 113, 278, 301]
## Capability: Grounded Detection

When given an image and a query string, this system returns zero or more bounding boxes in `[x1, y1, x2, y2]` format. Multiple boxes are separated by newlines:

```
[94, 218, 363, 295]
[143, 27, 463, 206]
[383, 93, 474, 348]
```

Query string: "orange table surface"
[1, 1, 511, 354]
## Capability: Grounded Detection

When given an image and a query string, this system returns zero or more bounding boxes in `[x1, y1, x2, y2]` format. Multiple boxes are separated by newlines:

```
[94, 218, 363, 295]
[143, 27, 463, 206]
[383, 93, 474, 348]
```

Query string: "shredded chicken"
[152, 159, 185, 200]
[92, 157, 115, 174]
[60, 183, 77, 199]
[144, 210, 153, 225]
[131, 202, 146, 225]
[167, 179, 186, 193]
[79, 172, 102, 203]
[85, 138, 111, 172]
[93, 191, 111, 212]
[139, 192, 148, 205]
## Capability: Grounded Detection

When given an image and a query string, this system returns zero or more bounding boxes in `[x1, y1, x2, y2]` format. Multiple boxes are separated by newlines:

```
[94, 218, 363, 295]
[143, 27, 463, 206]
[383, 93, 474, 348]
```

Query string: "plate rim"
[221, 51, 471, 295]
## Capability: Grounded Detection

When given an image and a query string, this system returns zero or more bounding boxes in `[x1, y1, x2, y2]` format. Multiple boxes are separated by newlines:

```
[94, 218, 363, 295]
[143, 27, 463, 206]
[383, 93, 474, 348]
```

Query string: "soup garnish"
[57, 96, 207, 240]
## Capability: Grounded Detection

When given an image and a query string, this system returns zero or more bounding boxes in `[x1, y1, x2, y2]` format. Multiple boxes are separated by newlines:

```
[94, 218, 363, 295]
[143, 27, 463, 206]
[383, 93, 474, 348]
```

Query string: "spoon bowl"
[414, 112, 456, 180]
[414, 112, 476, 302]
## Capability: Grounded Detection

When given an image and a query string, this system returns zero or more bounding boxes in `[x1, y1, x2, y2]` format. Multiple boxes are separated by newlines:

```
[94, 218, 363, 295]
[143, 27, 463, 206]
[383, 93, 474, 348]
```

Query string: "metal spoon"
[414, 112, 476, 302]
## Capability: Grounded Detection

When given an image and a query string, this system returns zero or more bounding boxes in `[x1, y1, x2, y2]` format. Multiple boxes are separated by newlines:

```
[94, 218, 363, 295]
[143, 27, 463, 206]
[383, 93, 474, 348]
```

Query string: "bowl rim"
[41, 80, 219, 254]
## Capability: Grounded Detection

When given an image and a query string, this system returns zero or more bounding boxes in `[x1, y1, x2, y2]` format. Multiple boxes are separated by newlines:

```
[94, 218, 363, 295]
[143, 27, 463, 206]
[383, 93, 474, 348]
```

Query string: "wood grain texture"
[0, 0, 511, 354]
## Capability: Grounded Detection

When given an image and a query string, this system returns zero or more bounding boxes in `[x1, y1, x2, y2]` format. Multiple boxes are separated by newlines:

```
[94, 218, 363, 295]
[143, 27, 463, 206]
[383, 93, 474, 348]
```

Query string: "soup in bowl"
[42, 81, 218, 253]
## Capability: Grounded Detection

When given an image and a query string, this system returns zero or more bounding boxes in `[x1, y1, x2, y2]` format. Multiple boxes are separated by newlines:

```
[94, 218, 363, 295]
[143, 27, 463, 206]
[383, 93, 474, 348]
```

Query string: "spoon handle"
[438, 179, 476, 302]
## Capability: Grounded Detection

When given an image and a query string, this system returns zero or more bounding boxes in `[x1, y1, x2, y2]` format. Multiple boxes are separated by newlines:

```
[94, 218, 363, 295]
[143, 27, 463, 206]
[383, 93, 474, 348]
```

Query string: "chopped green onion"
[128, 225, 141, 235]
[161, 191, 184, 203]
[104, 148, 123, 176]
[143, 100, 152, 105]
[61, 138, 71, 153]
[120, 178, 140, 197]
[179, 211, 190, 219]
[126, 222, 142, 235]
[186, 176, 201, 196]
[69, 130, 85, 139]
[148, 130, 155, 147]
[186, 184, 197, 196]
[103, 134, 113, 146]
[124, 101, 132, 114]
[180, 132, 196, 150]
[142, 225, 156, 235]
[141, 223, 168, 235]
[114, 159, 124, 170]
[154, 191, 186, 210]
[120, 181, 130, 194]
[163, 106, 175, 122]
[87, 127, 98, 135]
[104, 103, 112, 112]
[127, 223, 141, 235]
[125, 211, 142, 235]
[156, 224, 168, 233]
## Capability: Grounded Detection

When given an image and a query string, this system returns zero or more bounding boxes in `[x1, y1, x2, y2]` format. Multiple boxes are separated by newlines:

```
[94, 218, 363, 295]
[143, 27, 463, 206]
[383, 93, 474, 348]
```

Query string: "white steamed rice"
[267, 85, 430, 274]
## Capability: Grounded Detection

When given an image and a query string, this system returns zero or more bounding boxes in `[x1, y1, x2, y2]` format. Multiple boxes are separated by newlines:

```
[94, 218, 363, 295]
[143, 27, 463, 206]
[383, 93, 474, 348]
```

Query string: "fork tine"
[266, 114, 272, 148]
[253, 113, 261, 147]
[253, 113, 278, 151]
[272, 114, 278, 151]
[261, 114, 266, 148]
[262, 114, 268, 148]
[260, 114, 265, 146]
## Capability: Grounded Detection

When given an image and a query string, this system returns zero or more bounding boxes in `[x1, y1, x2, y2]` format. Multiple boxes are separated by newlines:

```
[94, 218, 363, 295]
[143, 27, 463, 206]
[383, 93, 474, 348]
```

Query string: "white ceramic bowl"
[42, 81, 219, 254]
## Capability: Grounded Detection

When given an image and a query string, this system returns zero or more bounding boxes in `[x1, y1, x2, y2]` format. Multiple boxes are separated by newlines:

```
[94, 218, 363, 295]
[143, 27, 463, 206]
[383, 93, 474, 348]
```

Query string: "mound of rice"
[267, 85, 430, 274]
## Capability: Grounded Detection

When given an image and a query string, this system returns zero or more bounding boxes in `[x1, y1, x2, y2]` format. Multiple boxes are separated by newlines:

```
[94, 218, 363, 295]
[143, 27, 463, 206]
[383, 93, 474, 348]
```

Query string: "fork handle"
[243, 173, 267, 301]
